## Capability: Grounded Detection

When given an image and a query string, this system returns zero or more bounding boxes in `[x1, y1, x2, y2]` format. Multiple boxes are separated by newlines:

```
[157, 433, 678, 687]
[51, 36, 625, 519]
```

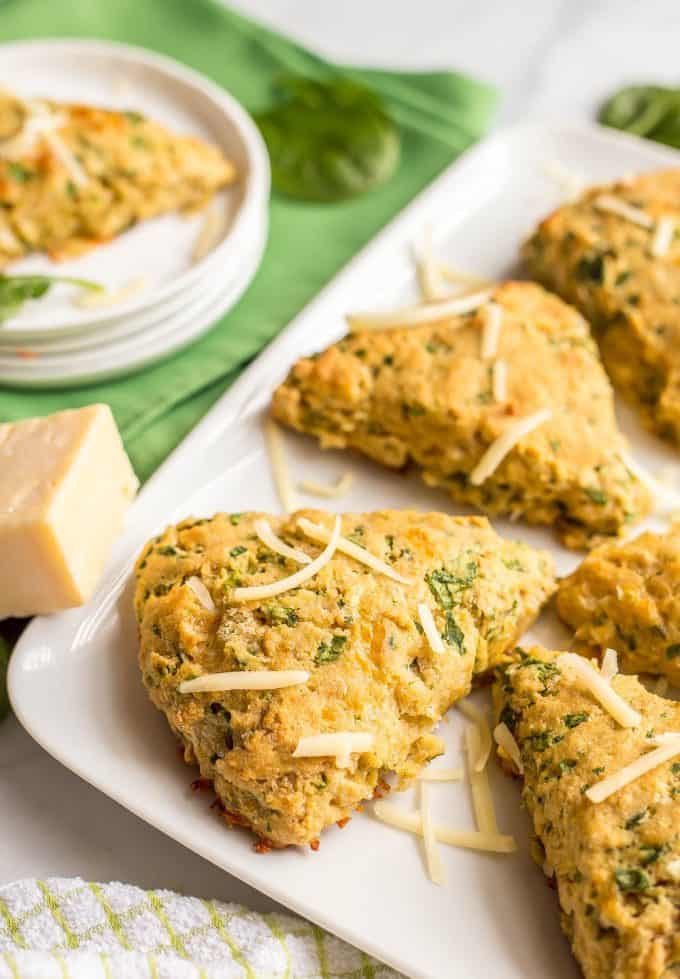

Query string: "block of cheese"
[0, 404, 138, 619]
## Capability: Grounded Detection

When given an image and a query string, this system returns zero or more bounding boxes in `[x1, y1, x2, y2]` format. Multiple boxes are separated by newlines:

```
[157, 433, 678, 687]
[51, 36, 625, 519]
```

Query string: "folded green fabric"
[0, 0, 497, 481]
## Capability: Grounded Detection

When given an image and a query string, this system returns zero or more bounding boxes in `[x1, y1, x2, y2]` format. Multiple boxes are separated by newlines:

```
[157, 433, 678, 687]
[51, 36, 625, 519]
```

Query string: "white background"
[3, 0, 680, 925]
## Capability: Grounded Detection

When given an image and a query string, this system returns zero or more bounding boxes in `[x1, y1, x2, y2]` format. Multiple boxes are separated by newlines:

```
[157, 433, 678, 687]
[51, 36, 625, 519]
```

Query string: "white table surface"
[3, 0, 680, 924]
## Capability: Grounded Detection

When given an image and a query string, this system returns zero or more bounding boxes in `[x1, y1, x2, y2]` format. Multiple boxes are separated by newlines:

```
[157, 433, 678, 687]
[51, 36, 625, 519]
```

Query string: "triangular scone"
[135, 509, 555, 847]
[523, 171, 680, 444]
[0, 91, 236, 265]
[494, 647, 680, 979]
[271, 282, 651, 549]
[557, 525, 680, 684]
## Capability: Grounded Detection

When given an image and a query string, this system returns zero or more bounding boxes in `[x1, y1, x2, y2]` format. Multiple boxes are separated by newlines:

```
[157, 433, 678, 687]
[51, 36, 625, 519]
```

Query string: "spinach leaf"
[0, 275, 102, 324]
[315, 634, 347, 664]
[0, 635, 11, 723]
[599, 84, 680, 149]
[256, 75, 400, 202]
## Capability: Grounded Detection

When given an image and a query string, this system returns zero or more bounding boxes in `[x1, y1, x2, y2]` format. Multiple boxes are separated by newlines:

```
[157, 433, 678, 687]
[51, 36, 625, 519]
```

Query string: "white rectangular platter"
[9, 123, 680, 979]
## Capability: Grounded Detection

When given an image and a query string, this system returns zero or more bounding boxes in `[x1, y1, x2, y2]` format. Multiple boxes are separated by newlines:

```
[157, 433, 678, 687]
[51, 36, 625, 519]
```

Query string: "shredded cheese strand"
[465, 723, 499, 834]
[232, 516, 340, 602]
[254, 518, 312, 565]
[620, 449, 680, 514]
[264, 418, 296, 514]
[491, 359, 507, 403]
[457, 701, 492, 772]
[185, 576, 216, 612]
[420, 782, 444, 884]
[594, 194, 654, 229]
[651, 216, 676, 257]
[180, 670, 309, 694]
[346, 288, 494, 332]
[293, 731, 374, 769]
[298, 472, 354, 499]
[418, 767, 464, 782]
[296, 516, 413, 585]
[542, 159, 585, 201]
[557, 652, 641, 728]
[586, 739, 680, 804]
[43, 128, 89, 187]
[600, 647, 619, 681]
[469, 408, 553, 486]
[438, 263, 495, 289]
[413, 227, 449, 301]
[480, 302, 503, 360]
[417, 603, 444, 654]
[493, 722, 523, 774]
[373, 802, 516, 853]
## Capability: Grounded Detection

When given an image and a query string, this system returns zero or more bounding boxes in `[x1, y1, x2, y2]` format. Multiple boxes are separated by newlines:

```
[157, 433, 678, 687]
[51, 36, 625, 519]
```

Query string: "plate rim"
[8, 120, 680, 979]
[0, 36, 271, 331]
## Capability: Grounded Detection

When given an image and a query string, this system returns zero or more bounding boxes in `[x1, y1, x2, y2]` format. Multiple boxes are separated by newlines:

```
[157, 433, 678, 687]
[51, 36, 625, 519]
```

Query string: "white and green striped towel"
[0, 878, 401, 978]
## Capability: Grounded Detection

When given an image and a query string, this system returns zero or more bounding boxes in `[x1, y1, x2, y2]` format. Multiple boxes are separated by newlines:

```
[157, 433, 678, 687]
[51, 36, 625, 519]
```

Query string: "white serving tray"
[9, 123, 679, 979]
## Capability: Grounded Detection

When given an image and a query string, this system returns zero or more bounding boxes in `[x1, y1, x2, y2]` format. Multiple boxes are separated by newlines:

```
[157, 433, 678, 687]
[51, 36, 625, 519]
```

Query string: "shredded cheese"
[651, 216, 676, 257]
[542, 159, 585, 201]
[296, 516, 413, 585]
[76, 277, 147, 309]
[417, 603, 444, 654]
[438, 263, 495, 290]
[493, 722, 523, 774]
[464, 723, 498, 834]
[293, 731, 374, 769]
[232, 515, 340, 602]
[667, 858, 680, 882]
[43, 128, 89, 187]
[192, 203, 224, 262]
[469, 408, 552, 486]
[480, 302, 503, 360]
[254, 518, 312, 565]
[594, 194, 654, 229]
[413, 227, 448, 301]
[600, 647, 619, 681]
[180, 670, 309, 694]
[557, 652, 641, 728]
[264, 418, 296, 514]
[491, 359, 507, 403]
[373, 802, 516, 853]
[346, 288, 494, 333]
[457, 701, 492, 773]
[0, 225, 20, 251]
[586, 738, 680, 804]
[298, 472, 354, 499]
[186, 576, 216, 612]
[620, 449, 680, 515]
[418, 767, 464, 782]
[420, 782, 444, 884]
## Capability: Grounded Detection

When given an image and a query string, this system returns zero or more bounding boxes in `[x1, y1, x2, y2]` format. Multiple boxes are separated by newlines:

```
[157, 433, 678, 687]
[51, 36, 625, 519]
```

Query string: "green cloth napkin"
[0, 0, 497, 481]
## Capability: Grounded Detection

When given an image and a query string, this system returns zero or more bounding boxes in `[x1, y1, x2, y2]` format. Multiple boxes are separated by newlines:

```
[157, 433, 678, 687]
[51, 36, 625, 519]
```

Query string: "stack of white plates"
[0, 40, 270, 388]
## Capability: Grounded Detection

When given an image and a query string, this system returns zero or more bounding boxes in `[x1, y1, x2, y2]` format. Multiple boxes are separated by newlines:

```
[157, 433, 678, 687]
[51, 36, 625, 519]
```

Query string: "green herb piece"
[640, 844, 666, 866]
[229, 514, 243, 525]
[315, 634, 347, 665]
[425, 562, 478, 609]
[614, 867, 649, 892]
[442, 613, 465, 654]
[6, 161, 33, 182]
[0, 274, 102, 324]
[599, 85, 680, 148]
[502, 558, 526, 572]
[229, 545, 247, 558]
[564, 712, 589, 729]
[255, 75, 400, 202]
[666, 643, 680, 660]
[263, 605, 298, 627]
[575, 254, 606, 283]
[584, 488, 608, 505]
[124, 110, 145, 124]
[625, 810, 647, 830]
[0, 635, 11, 722]
[156, 545, 180, 556]
[556, 758, 578, 777]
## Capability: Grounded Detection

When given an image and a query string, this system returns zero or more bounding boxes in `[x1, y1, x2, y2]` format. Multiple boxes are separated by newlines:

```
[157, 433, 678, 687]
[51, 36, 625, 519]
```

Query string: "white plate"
[9, 124, 680, 979]
[0, 208, 268, 387]
[0, 39, 270, 337]
[0, 205, 268, 361]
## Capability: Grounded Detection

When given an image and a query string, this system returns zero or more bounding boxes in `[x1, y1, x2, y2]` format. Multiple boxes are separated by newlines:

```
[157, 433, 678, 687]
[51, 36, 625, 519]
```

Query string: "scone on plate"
[135, 509, 555, 847]
[494, 646, 680, 979]
[271, 281, 651, 549]
[557, 525, 680, 685]
[523, 170, 680, 444]
[0, 90, 236, 265]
